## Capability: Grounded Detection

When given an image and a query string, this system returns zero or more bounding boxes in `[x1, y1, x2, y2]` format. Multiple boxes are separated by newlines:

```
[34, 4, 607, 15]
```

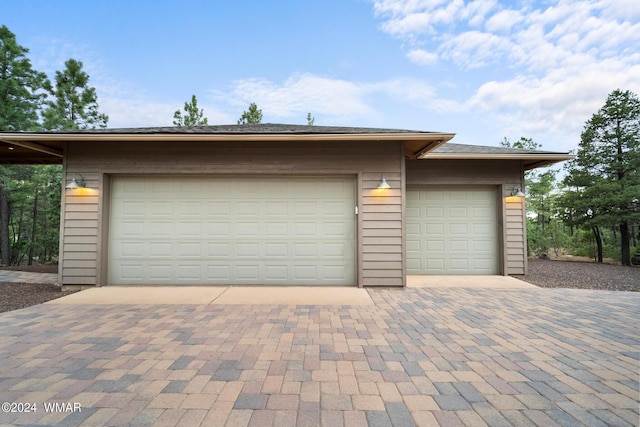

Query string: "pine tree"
[42, 59, 108, 130]
[173, 95, 208, 126]
[237, 103, 262, 124]
[0, 25, 49, 131]
[561, 89, 640, 265]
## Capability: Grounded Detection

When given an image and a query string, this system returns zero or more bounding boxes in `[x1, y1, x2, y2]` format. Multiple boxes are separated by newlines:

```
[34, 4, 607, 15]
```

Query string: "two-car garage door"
[108, 176, 356, 285]
[406, 188, 499, 275]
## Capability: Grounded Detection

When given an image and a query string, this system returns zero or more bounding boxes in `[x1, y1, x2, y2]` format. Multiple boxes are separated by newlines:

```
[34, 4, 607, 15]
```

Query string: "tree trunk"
[593, 226, 603, 263]
[620, 221, 631, 266]
[0, 184, 9, 266]
[28, 189, 38, 265]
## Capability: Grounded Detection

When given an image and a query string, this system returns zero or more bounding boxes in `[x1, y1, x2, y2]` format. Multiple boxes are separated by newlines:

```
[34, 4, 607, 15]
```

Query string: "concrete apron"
[46, 286, 376, 305]
[45, 276, 535, 306]
[407, 275, 536, 288]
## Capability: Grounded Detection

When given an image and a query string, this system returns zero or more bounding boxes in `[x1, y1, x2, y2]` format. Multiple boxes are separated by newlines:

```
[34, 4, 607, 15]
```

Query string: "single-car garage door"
[108, 176, 356, 285]
[406, 188, 499, 275]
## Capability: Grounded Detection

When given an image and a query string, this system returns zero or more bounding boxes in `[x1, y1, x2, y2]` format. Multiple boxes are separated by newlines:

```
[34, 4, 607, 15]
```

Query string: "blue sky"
[4, 0, 639, 152]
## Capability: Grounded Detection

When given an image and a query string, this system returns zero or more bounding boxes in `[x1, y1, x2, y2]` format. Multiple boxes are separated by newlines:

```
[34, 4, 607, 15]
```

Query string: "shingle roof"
[432, 142, 565, 155]
[425, 142, 573, 169]
[38, 123, 437, 135]
[1, 123, 571, 168]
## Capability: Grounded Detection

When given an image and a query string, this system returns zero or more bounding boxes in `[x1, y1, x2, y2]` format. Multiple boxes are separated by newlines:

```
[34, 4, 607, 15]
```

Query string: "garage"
[406, 188, 499, 275]
[108, 176, 356, 285]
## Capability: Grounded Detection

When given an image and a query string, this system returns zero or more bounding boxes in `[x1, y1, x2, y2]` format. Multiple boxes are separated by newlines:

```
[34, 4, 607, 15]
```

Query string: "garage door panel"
[426, 207, 444, 218]
[324, 222, 348, 236]
[109, 176, 355, 285]
[295, 222, 317, 236]
[236, 265, 259, 281]
[265, 222, 288, 236]
[407, 188, 499, 275]
[120, 222, 143, 237]
[449, 240, 468, 251]
[206, 223, 230, 237]
[266, 243, 287, 257]
[449, 223, 468, 235]
[149, 242, 172, 257]
[449, 207, 468, 218]
[266, 201, 288, 215]
[120, 201, 145, 216]
[294, 201, 316, 215]
[119, 242, 144, 258]
[207, 265, 229, 280]
[149, 201, 172, 216]
[208, 202, 231, 215]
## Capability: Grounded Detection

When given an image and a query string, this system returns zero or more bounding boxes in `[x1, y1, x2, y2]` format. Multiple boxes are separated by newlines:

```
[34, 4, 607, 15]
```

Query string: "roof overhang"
[1, 138, 64, 164]
[420, 151, 574, 170]
[0, 128, 456, 164]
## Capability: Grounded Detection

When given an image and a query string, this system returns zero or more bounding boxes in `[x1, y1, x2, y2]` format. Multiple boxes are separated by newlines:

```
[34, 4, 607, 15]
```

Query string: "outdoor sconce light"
[377, 175, 391, 190]
[510, 187, 525, 197]
[66, 175, 86, 190]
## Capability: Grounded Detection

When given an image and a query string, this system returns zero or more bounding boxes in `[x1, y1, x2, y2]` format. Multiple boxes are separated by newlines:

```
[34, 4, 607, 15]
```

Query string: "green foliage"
[307, 112, 315, 126]
[0, 25, 49, 131]
[237, 103, 263, 124]
[560, 89, 640, 264]
[173, 94, 208, 127]
[42, 58, 108, 130]
[1, 26, 107, 265]
[499, 136, 541, 151]
[0, 165, 61, 265]
[500, 137, 571, 257]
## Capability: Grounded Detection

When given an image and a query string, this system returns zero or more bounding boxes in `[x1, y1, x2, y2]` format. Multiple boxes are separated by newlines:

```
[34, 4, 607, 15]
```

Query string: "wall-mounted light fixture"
[66, 175, 86, 189]
[377, 175, 391, 190]
[510, 187, 525, 197]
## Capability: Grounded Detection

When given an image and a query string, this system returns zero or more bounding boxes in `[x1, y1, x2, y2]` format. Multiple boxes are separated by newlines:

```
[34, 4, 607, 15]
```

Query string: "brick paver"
[0, 287, 638, 426]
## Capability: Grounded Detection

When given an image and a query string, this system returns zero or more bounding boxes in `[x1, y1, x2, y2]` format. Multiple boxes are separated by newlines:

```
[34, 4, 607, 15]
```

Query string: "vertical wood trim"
[98, 174, 110, 286]
[499, 184, 507, 276]
[521, 161, 528, 275]
[400, 143, 407, 287]
[58, 150, 67, 284]
[357, 171, 363, 288]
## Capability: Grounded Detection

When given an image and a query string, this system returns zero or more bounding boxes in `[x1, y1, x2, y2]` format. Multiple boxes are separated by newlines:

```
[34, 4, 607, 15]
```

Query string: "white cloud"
[369, 0, 640, 150]
[94, 77, 233, 128]
[485, 9, 523, 32]
[407, 49, 439, 65]
[212, 73, 439, 124]
[215, 74, 374, 122]
[441, 31, 513, 68]
[99, 87, 233, 128]
[469, 58, 640, 150]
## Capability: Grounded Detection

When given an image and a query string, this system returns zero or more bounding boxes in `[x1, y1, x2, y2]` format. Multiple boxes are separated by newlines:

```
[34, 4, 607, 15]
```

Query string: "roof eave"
[419, 153, 574, 170]
[0, 131, 455, 143]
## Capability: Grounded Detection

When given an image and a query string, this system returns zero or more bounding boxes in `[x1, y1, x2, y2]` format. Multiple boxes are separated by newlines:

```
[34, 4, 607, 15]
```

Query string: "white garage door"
[108, 176, 356, 285]
[406, 188, 499, 275]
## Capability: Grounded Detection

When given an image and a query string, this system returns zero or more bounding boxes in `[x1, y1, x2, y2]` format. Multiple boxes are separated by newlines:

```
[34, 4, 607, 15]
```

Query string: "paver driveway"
[0, 287, 638, 426]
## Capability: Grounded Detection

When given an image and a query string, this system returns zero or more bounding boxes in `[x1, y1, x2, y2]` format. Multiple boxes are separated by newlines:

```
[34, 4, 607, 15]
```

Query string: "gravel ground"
[1, 260, 638, 313]
[0, 264, 78, 313]
[522, 258, 640, 292]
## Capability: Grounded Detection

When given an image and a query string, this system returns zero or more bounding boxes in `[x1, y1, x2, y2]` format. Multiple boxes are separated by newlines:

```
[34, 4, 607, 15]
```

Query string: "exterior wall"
[405, 159, 527, 276]
[61, 140, 404, 287]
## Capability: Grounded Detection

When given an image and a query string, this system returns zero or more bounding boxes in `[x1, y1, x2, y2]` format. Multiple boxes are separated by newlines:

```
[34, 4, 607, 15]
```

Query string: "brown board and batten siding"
[360, 141, 405, 286]
[405, 159, 527, 276]
[61, 139, 404, 287]
[60, 166, 102, 286]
